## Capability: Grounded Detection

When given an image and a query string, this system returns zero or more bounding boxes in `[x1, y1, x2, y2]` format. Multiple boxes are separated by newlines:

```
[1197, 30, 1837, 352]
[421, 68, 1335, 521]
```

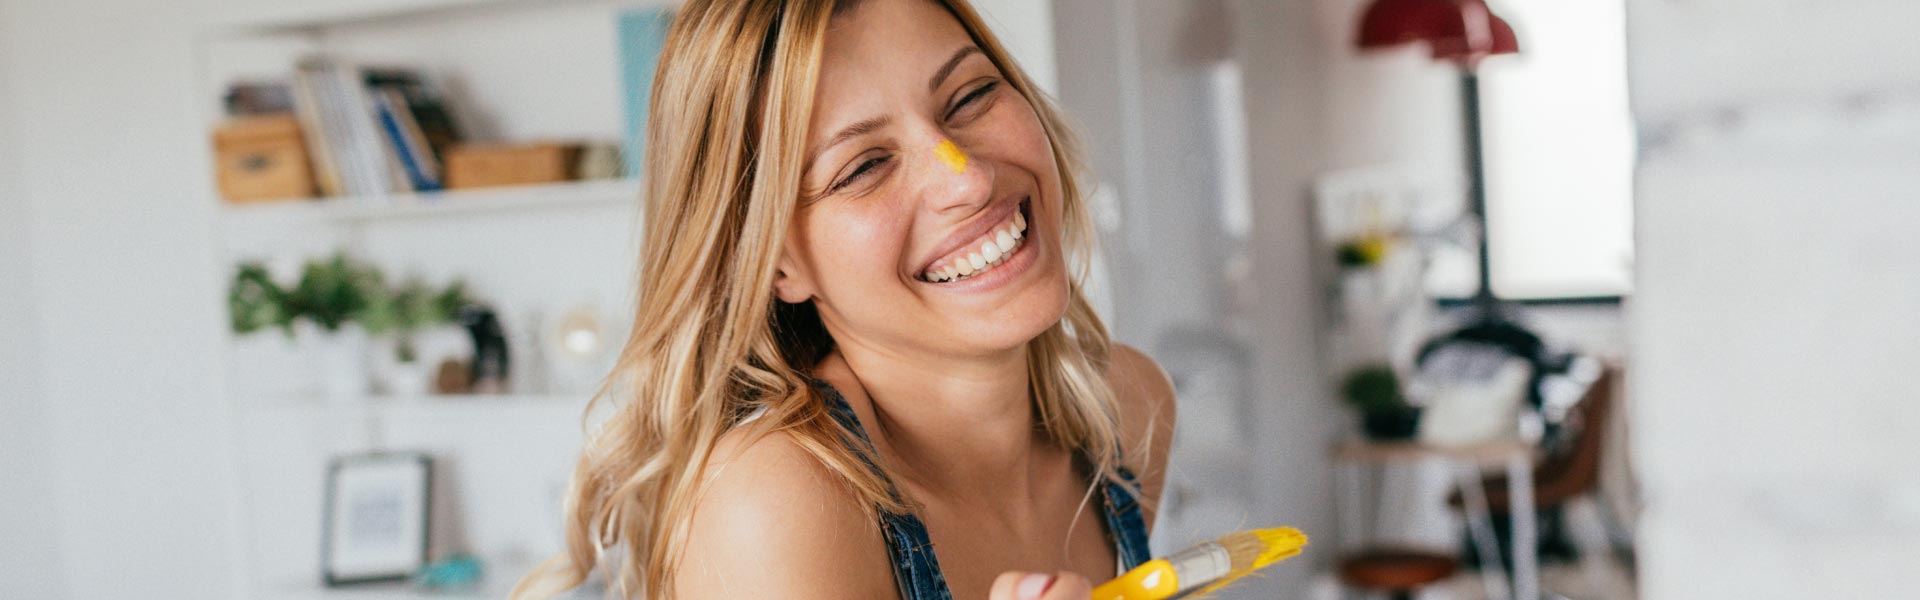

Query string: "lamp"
[1358, 0, 1518, 68]
[1354, 10, 1563, 600]
[1355, 0, 1517, 306]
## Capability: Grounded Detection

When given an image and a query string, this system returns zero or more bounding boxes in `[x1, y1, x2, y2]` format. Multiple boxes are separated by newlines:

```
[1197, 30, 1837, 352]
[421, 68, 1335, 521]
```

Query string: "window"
[1430, 0, 1635, 301]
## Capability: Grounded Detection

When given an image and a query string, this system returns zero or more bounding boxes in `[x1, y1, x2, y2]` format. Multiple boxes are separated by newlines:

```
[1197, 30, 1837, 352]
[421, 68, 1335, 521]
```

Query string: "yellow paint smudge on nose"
[934, 139, 968, 174]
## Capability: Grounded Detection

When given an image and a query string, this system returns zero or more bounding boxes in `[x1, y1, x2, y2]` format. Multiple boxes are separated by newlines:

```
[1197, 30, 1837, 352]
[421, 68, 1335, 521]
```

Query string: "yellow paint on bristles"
[1092, 527, 1307, 600]
[1196, 527, 1308, 595]
[934, 139, 968, 173]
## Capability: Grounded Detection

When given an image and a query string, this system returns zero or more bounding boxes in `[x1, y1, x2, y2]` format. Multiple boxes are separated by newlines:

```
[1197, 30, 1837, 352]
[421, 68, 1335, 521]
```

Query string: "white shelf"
[268, 580, 600, 600]
[265, 571, 587, 600]
[243, 392, 594, 413]
[208, 0, 613, 36]
[221, 178, 640, 226]
[202, 6, 638, 598]
[268, 581, 497, 600]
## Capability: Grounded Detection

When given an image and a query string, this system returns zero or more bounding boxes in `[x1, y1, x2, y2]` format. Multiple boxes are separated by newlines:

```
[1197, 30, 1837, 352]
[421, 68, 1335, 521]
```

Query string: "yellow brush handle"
[1091, 558, 1181, 600]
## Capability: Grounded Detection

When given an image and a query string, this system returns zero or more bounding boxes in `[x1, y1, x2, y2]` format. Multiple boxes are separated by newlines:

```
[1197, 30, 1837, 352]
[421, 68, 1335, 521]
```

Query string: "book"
[373, 89, 440, 191]
[289, 69, 343, 197]
[363, 69, 461, 172]
[287, 58, 465, 199]
[296, 58, 384, 198]
[386, 88, 445, 185]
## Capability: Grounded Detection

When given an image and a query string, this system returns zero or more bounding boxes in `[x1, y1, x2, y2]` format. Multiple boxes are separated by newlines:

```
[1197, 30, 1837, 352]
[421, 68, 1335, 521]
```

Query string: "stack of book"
[290, 58, 461, 200]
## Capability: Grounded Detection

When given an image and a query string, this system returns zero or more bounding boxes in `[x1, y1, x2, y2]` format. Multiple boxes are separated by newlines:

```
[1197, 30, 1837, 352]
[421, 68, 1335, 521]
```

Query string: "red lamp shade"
[1356, 0, 1518, 67]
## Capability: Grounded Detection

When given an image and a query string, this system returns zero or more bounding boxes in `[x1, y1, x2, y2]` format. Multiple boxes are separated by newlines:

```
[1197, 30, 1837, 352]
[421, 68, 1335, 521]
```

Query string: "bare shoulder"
[1106, 343, 1177, 526]
[676, 426, 897, 599]
[1108, 343, 1178, 455]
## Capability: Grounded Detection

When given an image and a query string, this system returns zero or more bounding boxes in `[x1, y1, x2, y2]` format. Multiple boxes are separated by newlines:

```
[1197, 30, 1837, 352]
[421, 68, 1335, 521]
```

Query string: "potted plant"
[359, 278, 469, 395]
[228, 252, 468, 399]
[1341, 364, 1422, 440]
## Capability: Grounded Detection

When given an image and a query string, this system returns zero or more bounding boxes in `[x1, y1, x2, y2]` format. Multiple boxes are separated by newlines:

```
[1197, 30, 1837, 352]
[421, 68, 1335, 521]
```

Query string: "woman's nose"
[914, 137, 993, 216]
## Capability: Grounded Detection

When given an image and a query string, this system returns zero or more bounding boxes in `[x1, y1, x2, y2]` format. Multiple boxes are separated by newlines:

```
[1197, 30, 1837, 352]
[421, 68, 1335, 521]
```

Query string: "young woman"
[516, 1, 1175, 598]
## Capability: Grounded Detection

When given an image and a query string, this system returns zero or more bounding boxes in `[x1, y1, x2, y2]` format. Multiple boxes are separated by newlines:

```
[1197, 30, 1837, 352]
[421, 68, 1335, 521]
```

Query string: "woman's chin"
[938, 281, 1071, 355]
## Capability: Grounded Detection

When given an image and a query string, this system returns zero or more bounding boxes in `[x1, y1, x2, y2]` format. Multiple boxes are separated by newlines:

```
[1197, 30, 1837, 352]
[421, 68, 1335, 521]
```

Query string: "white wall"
[2, 0, 247, 596]
[1628, 0, 1920, 598]
[970, 0, 1056, 95]
[0, 1, 68, 595]
[1310, 0, 1464, 175]
[1052, 0, 1280, 584]
[1228, 3, 1347, 596]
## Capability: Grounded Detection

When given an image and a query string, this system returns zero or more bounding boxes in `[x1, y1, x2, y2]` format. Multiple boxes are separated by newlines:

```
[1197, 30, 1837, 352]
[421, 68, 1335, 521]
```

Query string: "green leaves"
[227, 252, 469, 343]
[1340, 364, 1411, 415]
[229, 263, 294, 336]
[290, 253, 385, 332]
[360, 278, 469, 336]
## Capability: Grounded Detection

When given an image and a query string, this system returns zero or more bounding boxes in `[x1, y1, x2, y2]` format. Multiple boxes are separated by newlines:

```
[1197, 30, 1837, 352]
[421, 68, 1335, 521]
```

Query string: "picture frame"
[322, 452, 432, 586]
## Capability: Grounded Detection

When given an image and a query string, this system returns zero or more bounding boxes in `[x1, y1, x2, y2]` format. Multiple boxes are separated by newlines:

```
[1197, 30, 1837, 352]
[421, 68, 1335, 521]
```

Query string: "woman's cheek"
[815, 208, 909, 288]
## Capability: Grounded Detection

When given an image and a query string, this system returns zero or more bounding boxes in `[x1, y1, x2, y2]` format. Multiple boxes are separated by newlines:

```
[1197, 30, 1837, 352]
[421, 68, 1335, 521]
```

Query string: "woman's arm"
[1108, 343, 1179, 530]
[677, 430, 899, 599]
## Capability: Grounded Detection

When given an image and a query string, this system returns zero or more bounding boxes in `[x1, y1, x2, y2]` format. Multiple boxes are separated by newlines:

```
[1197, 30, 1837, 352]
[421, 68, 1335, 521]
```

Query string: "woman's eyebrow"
[928, 46, 983, 93]
[805, 46, 984, 171]
[807, 115, 892, 170]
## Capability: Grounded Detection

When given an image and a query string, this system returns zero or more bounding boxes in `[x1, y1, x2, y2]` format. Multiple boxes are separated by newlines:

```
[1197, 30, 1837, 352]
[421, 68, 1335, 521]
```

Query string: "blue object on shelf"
[413, 555, 483, 591]
[618, 8, 674, 178]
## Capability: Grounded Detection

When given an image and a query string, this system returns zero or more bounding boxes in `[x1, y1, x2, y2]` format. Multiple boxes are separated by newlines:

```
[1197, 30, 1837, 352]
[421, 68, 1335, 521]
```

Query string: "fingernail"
[1016, 573, 1054, 600]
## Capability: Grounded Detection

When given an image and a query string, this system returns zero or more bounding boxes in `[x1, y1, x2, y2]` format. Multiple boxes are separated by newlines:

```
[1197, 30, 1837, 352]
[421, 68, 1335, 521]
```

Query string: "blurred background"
[1, 0, 1915, 598]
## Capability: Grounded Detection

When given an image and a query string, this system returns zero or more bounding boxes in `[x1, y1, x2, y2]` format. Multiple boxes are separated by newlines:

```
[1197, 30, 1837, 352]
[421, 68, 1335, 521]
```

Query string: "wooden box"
[213, 114, 316, 203]
[442, 143, 580, 189]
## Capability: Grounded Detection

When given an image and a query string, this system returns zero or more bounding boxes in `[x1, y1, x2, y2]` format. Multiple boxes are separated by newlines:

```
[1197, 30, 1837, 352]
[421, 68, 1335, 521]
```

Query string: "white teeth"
[922, 206, 1034, 283]
[981, 239, 1002, 263]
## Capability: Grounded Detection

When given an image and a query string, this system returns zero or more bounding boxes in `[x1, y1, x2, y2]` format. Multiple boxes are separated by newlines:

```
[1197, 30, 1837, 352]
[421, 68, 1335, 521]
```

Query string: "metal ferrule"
[1165, 541, 1232, 594]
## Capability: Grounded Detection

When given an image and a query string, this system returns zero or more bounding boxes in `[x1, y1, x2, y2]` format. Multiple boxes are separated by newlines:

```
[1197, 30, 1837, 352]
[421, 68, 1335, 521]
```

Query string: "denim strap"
[813, 379, 1151, 600]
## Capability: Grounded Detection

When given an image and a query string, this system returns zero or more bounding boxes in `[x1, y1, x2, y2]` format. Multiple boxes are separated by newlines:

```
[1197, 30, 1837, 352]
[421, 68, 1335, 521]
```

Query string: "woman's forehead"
[818, 0, 973, 87]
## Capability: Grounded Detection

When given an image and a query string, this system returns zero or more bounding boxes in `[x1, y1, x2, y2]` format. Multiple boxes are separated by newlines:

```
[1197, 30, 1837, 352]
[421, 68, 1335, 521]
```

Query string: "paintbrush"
[1091, 527, 1307, 600]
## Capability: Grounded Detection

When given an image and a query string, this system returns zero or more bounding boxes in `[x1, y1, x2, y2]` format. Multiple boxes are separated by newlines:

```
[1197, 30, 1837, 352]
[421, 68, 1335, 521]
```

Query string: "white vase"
[381, 362, 431, 398]
[316, 323, 371, 402]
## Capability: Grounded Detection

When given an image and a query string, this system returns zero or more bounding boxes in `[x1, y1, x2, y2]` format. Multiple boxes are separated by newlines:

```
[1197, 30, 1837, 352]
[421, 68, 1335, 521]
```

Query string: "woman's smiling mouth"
[919, 198, 1031, 283]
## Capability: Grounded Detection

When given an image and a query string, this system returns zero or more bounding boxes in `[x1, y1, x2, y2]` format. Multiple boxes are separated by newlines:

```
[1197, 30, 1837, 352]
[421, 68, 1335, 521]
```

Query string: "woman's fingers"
[1041, 572, 1092, 599]
[988, 571, 1094, 600]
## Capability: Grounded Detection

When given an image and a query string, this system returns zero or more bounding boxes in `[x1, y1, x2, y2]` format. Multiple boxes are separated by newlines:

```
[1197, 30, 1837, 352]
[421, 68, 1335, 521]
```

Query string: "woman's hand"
[988, 572, 1093, 600]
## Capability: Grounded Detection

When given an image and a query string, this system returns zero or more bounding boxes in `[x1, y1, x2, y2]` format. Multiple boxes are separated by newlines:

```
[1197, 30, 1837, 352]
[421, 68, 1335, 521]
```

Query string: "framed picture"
[323, 452, 432, 585]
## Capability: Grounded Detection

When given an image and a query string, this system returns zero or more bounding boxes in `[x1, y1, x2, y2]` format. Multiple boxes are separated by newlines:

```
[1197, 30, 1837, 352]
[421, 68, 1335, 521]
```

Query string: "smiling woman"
[512, 1, 1176, 599]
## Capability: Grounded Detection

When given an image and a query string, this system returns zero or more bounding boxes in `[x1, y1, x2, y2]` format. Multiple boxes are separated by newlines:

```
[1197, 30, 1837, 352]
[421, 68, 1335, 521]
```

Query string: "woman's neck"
[822, 341, 1059, 508]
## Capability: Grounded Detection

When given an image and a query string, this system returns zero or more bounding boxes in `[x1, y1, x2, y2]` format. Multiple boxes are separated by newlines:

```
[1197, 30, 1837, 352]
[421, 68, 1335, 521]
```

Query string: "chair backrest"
[1536, 367, 1616, 500]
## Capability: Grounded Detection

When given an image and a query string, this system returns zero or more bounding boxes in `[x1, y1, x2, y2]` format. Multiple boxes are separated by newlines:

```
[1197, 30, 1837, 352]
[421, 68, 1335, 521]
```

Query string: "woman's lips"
[920, 199, 1029, 283]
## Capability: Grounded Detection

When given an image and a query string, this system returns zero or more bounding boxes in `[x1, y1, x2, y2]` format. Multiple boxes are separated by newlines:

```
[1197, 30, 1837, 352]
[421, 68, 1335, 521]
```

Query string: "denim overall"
[813, 379, 1154, 600]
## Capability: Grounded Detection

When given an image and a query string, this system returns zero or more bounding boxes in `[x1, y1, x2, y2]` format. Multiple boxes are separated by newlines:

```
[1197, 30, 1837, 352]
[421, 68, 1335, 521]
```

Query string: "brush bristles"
[1217, 527, 1309, 578]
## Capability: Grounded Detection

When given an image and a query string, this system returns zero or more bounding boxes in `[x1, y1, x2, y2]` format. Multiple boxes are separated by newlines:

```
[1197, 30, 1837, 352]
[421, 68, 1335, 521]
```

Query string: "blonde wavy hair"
[515, 0, 1123, 597]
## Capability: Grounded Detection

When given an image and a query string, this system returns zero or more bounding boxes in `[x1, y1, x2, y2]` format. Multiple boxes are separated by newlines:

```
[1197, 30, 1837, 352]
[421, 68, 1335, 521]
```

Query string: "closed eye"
[831, 155, 890, 193]
[945, 81, 999, 121]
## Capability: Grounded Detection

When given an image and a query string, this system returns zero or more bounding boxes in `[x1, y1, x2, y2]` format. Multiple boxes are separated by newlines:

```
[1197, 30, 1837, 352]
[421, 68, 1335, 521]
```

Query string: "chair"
[1447, 366, 1633, 570]
[1338, 548, 1459, 600]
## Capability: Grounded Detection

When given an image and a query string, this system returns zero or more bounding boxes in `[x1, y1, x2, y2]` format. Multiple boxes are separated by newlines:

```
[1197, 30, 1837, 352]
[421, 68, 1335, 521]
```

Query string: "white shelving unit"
[198, 1, 659, 596]
[221, 178, 641, 224]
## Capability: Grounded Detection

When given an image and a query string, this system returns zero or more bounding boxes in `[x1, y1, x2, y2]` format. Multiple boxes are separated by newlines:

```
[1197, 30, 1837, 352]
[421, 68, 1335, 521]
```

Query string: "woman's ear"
[773, 252, 815, 304]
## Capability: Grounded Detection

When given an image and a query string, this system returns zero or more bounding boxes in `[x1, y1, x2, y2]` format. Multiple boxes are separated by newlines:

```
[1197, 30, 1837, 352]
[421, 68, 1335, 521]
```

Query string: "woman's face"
[776, 0, 1070, 361]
